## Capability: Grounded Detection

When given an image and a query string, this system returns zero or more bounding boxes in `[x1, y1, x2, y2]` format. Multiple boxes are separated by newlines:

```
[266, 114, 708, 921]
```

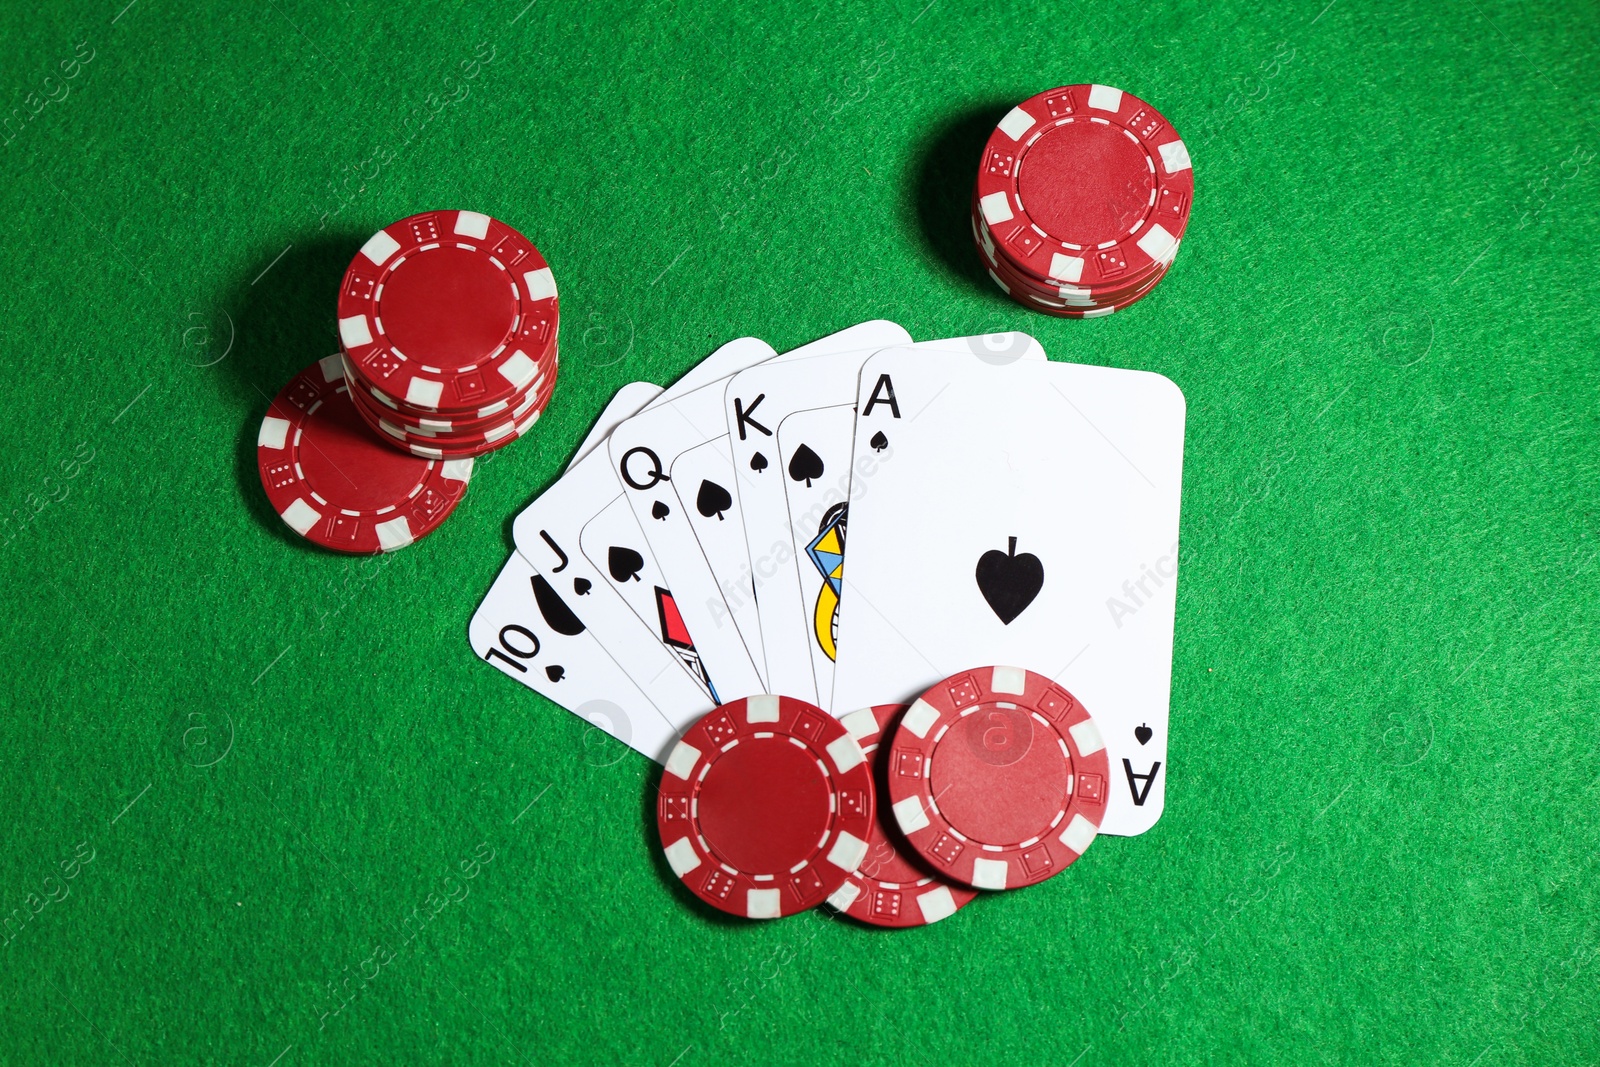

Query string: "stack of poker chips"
[972, 84, 1192, 317]
[256, 210, 558, 554]
[338, 210, 560, 460]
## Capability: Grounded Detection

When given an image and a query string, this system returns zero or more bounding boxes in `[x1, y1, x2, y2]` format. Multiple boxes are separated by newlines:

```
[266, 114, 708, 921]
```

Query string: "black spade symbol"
[973, 536, 1044, 625]
[531, 573, 586, 636]
[545, 665, 565, 682]
[608, 545, 644, 582]
[788, 444, 824, 487]
[750, 452, 768, 473]
[650, 500, 670, 520]
[696, 479, 733, 520]
[1135, 724, 1153, 746]
[869, 430, 888, 452]
[573, 577, 592, 596]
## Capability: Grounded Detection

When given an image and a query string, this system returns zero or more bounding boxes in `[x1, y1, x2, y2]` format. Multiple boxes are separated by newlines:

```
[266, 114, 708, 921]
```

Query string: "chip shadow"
[638, 765, 761, 928]
[222, 232, 366, 550]
[908, 100, 1020, 297]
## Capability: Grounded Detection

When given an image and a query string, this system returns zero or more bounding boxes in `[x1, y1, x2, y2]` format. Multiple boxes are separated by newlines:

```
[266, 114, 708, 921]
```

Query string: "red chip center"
[931, 705, 1071, 844]
[379, 246, 516, 366]
[298, 390, 430, 509]
[1019, 121, 1154, 244]
[697, 738, 832, 875]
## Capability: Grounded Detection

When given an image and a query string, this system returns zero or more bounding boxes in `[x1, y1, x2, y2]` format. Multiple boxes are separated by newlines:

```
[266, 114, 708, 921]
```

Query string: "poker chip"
[347, 349, 557, 435]
[336, 210, 560, 457]
[973, 198, 1173, 311]
[887, 666, 1110, 891]
[338, 210, 559, 412]
[343, 349, 557, 455]
[827, 704, 979, 927]
[657, 695, 875, 920]
[380, 391, 553, 461]
[984, 245, 1170, 318]
[972, 85, 1191, 315]
[256, 355, 472, 553]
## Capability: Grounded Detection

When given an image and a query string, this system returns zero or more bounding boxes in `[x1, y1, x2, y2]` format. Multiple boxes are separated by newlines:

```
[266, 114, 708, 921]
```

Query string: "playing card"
[471, 381, 681, 763]
[666, 437, 764, 679]
[469, 552, 680, 762]
[508, 339, 780, 731]
[773, 404, 857, 706]
[607, 322, 910, 703]
[580, 495, 716, 701]
[830, 349, 1186, 837]
[725, 333, 1046, 707]
[571, 381, 662, 465]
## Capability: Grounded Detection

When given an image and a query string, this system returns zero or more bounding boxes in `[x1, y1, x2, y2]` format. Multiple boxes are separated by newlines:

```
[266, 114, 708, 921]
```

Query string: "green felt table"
[2, 0, 1598, 1063]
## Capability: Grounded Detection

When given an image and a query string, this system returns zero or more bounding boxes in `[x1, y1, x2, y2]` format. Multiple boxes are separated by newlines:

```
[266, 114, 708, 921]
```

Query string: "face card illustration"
[580, 494, 717, 702]
[831, 349, 1186, 837]
[775, 404, 861, 708]
[469, 552, 680, 763]
[726, 333, 1046, 709]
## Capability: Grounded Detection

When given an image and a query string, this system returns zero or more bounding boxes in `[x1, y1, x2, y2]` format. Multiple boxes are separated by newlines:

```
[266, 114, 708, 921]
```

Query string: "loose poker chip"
[973, 84, 1191, 311]
[338, 210, 558, 414]
[256, 355, 472, 553]
[658, 695, 875, 920]
[887, 667, 1110, 891]
[827, 704, 978, 927]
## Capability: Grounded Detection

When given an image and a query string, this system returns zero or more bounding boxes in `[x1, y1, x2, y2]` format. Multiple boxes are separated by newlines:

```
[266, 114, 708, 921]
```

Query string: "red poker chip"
[338, 210, 558, 414]
[978, 218, 1170, 314]
[826, 704, 978, 927]
[381, 388, 554, 460]
[657, 695, 875, 919]
[345, 351, 557, 446]
[971, 195, 1168, 305]
[256, 355, 471, 553]
[984, 248, 1169, 317]
[355, 341, 558, 418]
[347, 348, 557, 435]
[982, 233, 1168, 309]
[887, 667, 1110, 891]
[969, 195, 1171, 317]
[349, 373, 556, 460]
[974, 85, 1191, 291]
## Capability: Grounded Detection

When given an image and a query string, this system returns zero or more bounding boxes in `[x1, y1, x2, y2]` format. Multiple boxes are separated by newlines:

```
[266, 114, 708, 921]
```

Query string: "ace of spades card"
[831, 349, 1186, 837]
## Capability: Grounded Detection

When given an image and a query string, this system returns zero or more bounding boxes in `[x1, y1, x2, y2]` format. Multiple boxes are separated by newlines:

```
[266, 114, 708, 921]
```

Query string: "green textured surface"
[2, 0, 1598, 1064]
